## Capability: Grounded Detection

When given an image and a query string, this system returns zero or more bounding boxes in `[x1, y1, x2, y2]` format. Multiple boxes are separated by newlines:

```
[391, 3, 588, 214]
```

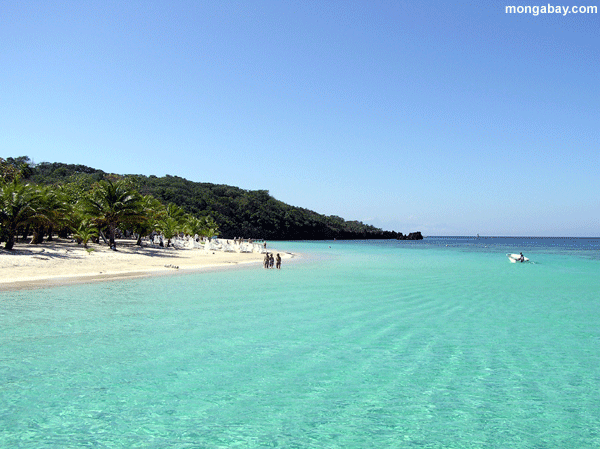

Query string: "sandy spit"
[0, 239, 293, 291]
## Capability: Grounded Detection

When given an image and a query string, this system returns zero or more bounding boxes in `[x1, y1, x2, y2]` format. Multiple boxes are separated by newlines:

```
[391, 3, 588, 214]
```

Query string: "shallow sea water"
[1, 238, 599, 448]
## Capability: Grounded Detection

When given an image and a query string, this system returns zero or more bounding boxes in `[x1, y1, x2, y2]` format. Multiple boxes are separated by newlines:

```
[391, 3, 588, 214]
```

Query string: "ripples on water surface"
[1, 238, 599, 448]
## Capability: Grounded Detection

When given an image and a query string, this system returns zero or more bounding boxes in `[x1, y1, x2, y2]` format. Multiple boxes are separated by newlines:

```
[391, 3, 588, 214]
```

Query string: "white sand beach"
[0, 238, 292, 290]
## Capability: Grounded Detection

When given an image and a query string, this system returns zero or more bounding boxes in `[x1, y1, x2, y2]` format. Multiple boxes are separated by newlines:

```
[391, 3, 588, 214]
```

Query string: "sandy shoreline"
[0, 239, 293, 291]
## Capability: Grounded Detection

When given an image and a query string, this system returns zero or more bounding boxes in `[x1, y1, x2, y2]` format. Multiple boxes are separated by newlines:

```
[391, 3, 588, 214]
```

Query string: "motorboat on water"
[507, 253, 529, 263]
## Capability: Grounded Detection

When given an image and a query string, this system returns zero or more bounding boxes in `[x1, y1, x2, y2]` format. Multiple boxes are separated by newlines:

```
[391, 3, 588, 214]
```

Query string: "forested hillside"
[8, 157, 422, 240]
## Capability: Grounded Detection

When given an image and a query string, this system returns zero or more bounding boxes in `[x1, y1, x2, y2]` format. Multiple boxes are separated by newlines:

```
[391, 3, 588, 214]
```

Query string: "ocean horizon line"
[425, 235, 599, 239]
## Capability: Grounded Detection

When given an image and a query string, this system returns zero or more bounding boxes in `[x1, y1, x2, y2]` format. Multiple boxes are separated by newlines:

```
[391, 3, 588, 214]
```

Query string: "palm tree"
[184, 215, 205, 238]
[53, 184, 82, 239]
[128, 195, 164, 245]
[200, 216, 219, 239]
[156, 216, 180, 247]
[183, 215, 219, 240]
[71, 221, 98, 248]
[81, 180, 143, 249]
[29, 185, 71, 244]
[165, 203, 187, 224]
[154, 203, 188, 247]
[0, 179, 38, 250]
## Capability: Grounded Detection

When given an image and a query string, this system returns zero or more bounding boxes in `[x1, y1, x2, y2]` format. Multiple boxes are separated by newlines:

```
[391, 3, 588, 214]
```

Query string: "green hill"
[14, 157, 421, 240]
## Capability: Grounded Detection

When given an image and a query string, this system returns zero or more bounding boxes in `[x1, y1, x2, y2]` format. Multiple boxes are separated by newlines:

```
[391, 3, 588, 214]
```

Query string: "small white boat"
[507, 253, 529, 263]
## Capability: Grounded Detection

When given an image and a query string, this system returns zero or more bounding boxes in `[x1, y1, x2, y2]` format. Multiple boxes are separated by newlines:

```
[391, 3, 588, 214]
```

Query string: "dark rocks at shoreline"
[396, 231, 423, 240]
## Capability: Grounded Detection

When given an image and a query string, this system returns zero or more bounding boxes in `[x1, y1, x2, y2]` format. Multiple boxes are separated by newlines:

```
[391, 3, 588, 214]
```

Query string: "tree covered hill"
[16, 157, 421, 240]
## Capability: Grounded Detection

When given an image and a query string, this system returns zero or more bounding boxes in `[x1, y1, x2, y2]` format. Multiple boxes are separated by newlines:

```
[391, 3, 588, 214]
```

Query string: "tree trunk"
[47, 226, 54, 241]
[108, 223, 116, 248]
[99, 229, 109, 245]
[4, 225, 16, 250]
[30, 225, 44, 244]
[21, 224, 30, 242]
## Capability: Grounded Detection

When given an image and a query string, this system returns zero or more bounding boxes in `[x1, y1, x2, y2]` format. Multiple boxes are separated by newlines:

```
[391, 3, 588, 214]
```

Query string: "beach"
[0, 238, 292, 290]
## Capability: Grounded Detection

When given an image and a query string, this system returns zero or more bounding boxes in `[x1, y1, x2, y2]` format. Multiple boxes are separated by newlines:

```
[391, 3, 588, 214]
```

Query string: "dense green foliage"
[0, 157, 220, 250]
[4, 157, 421, 241]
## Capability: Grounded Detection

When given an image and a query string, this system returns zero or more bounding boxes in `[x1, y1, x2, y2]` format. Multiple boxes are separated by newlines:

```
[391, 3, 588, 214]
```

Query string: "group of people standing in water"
[264, 253, 281, 269]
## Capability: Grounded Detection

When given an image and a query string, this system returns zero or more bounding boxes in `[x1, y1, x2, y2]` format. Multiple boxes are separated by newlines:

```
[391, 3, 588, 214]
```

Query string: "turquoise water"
[1, 238, 599, 448]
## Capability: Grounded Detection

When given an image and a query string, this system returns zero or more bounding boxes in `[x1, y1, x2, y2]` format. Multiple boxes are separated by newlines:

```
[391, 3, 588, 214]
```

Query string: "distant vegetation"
[1, 156, 421, 249]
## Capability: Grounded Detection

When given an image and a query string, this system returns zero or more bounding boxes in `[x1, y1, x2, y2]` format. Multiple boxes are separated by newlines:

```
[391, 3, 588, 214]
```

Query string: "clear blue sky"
[1, 1, 598, 236]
